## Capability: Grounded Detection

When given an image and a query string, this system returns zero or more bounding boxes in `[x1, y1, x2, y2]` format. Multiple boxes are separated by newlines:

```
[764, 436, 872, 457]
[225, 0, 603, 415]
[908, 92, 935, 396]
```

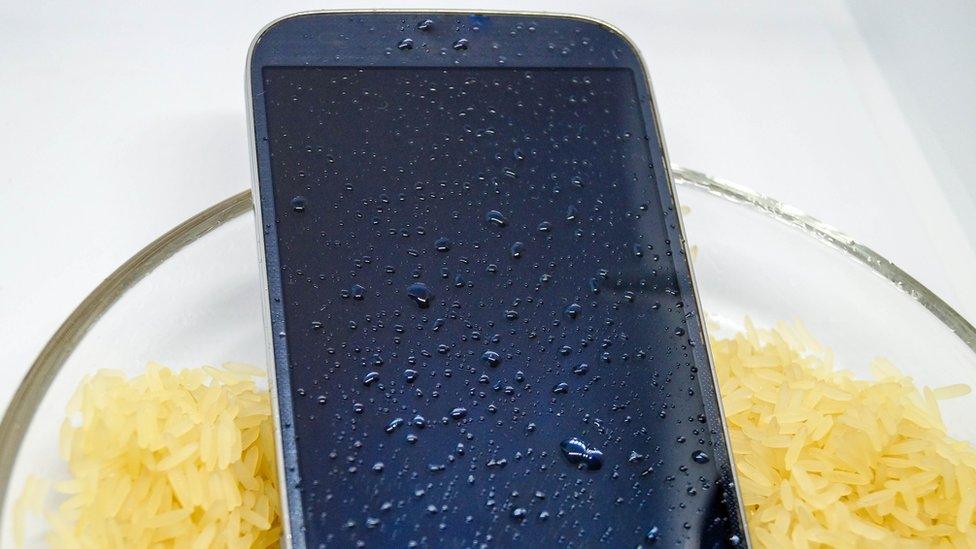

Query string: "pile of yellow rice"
[712, 319, 976, 546]
[15, 363, 281, 548]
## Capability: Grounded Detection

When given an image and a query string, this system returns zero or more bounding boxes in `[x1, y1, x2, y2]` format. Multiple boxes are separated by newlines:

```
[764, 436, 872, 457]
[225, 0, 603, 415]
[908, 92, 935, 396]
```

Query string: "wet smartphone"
[248, 11, 747, 548]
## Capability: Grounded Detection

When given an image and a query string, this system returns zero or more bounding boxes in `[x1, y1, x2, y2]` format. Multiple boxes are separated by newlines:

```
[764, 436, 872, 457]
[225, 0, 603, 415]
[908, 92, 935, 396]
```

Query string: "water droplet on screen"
[363, 371, 380, 386]
[552, 382, 569, 394]
[406, 282, 433, 308]
[588, 278, 601, 294]
[435, 237, 452, 252]
[452, 38, 469, 50]
[417, 19, 433, 31]
[291, 196, 306, 212]
[397, 38, 414, 50]
[482, 350, 501, 367]
[645, 526, 659, 543]
[510, 242, 524, 258]
[572, 363, 589, 375]
[675, 327, 686, 336]
[450, 407, 468, 420]
[510, 507, 527, 521]
[385, 418, 404, 433]
[565, 205, 577, 221]
[564, 303, 582, 319]
[559, 437, 603, 470]
[691, 450, 710, 464]
[404, 369, 418, 383]
[485, 210, 508, 227]
[351, 284, 366, 300]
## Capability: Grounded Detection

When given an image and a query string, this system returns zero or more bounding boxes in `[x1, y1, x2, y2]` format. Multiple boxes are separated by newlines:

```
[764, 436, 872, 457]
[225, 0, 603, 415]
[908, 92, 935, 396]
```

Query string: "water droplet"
[482, 350, 502, 367]
[559, 437, 604, 470]
[317, 395, 327, 405]
[291, 196, 306, 212]
[372, 462, 385, 473]
[552, 382, 569, 394]
[564, 303, 582, 319]
[588, 278, 601, 294]
[397, 38, 414, 50]
[450, 407, 468, 420]
[537, 221, 552, 232]
[485, 210, 507, 227]
[435, 237, 452, 252]
[406, 283, 433, 308]
[504, 310, 519, 321]
[363, 371, 380, 386]
[572, 363, 589, 375]
[510, 241, 524, 258]
[452, 38, 469, 50]
[675, 327, 686, 336]
[645, 526, 659, 543]
[565, 205, 578, 221]
[351, 284, 366, 300]
[385, 418, 404, 433]
[510, 507, 527, 521]
[404, 369, 418, 383]
[691, 450, 710, 464]
[417, 19, 433, 31]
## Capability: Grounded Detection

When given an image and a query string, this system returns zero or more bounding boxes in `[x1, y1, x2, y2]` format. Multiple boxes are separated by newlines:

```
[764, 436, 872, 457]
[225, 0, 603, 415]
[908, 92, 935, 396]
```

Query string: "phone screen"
[262, 66, 741, 547]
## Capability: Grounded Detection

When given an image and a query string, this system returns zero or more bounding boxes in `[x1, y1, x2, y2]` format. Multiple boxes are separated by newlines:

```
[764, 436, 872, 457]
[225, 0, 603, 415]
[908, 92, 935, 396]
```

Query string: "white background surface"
[2, 0, 975, 415]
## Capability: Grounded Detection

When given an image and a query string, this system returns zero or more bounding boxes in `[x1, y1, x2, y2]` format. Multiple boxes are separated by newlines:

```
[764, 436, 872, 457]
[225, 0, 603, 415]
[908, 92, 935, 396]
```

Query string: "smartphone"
[248, 11, 747, 548]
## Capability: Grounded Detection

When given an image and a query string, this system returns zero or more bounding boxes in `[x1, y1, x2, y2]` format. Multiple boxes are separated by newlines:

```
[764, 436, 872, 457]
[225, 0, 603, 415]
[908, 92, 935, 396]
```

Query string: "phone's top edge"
[246, 9, 638, 73]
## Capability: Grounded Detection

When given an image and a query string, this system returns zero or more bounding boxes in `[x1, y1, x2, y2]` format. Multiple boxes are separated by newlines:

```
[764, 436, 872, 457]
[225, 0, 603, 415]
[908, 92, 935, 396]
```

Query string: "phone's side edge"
[588, 18, 753, 547]
[246, 19, 304, 549]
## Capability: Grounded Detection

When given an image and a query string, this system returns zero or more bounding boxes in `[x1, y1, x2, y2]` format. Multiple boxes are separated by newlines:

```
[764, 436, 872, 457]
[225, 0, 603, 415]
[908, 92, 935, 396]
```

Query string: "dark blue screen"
[262, 66, 740, 547]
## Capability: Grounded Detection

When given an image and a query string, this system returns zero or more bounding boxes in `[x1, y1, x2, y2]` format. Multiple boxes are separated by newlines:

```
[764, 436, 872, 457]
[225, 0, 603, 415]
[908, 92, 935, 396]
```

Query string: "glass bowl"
[3, 167, 974, 546]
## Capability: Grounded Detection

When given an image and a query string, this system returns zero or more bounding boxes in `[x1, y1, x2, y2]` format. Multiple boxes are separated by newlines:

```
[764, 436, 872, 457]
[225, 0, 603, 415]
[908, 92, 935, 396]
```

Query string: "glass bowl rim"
[2, 166, 973, 518]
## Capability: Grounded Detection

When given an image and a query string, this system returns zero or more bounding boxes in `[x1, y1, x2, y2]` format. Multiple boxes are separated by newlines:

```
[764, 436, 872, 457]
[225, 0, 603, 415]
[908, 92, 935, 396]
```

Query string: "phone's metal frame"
[247, 10, 749, 548]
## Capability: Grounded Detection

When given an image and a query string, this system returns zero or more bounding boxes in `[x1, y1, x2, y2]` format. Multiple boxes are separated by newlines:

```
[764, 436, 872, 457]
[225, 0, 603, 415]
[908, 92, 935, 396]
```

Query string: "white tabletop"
[2, 0, 975, 415]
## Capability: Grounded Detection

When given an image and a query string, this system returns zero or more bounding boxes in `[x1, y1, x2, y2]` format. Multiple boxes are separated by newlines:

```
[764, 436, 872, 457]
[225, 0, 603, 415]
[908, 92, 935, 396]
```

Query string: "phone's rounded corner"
[247, 11, 310, 73]
[548, 13, 644, 62]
